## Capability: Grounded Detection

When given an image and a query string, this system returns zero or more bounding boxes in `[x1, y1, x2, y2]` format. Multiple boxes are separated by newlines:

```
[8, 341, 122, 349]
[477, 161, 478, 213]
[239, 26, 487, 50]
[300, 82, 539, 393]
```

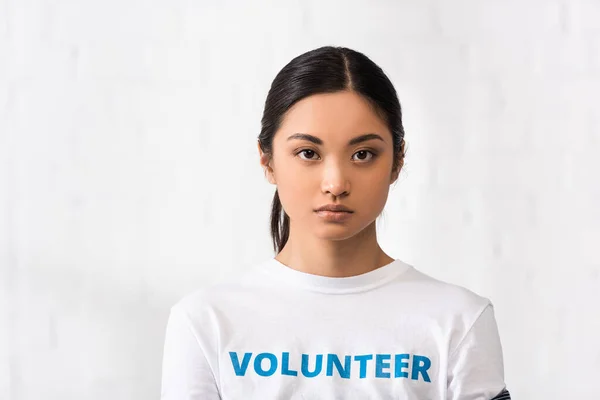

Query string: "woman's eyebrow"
[286, 133, 385, 146]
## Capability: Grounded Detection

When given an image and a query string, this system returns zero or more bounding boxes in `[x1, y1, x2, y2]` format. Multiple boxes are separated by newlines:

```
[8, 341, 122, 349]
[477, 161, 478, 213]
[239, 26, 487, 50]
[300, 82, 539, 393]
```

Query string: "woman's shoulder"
[400, 262, 493, 314]
[169, 260, 268, 318]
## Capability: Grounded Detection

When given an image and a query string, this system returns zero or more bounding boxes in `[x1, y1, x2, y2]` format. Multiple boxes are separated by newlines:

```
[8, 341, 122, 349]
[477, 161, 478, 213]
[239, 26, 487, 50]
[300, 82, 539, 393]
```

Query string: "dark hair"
[257, 46, 406, 255]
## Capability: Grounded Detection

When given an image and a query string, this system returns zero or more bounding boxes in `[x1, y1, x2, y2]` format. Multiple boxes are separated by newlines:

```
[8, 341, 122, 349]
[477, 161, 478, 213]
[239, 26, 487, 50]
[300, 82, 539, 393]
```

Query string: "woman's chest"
[211, 295, 450, 399]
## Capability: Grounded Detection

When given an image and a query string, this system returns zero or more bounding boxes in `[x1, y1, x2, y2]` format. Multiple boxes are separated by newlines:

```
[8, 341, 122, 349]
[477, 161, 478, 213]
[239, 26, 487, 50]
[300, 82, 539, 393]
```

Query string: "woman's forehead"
[277, 93, 390, 143]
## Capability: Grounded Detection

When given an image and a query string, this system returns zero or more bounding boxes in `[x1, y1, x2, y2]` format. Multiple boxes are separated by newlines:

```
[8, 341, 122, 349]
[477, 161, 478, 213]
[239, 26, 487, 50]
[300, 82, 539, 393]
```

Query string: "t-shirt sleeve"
[447, 303, 510, 400]
[160, 306, 221, 400]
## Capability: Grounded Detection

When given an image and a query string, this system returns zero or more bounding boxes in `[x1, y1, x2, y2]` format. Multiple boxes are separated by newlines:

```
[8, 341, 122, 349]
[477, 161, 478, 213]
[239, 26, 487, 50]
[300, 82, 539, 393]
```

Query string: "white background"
[1, 0, 599, 398]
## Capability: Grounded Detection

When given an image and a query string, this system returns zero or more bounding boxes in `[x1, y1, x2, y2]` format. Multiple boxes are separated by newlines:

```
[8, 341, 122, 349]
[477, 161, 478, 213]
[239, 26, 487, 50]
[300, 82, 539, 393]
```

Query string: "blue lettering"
[228, 350, 433, 382]
[353, 354, 373, 379]
[301, 353, 323, 378]
[394, 353, 410, 378]
[411, 355, 431, 382]
[375, 354, 391, 378]
[229, 352, 252, 376]
[281, 352, 298, 376]
[326, 354, 351, 379]
[254, 352, 277, 376]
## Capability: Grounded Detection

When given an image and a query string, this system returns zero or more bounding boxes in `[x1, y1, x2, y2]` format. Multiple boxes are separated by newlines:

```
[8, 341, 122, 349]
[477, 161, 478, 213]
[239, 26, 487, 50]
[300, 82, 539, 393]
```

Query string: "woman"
[160, 46, 511, 399]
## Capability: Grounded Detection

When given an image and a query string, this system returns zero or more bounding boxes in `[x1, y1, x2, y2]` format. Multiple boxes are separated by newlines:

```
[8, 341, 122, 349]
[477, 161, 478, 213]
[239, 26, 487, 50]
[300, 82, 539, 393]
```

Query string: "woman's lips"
[315, 210, 353, 222]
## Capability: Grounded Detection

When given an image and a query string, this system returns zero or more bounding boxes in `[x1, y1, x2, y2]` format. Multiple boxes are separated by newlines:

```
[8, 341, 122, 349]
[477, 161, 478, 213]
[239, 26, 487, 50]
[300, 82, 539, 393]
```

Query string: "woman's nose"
[321, 161, 350, 197]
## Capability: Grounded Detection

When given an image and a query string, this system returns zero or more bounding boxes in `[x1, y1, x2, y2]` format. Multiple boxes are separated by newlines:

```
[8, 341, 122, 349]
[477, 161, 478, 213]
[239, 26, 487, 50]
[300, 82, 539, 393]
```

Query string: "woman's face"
[259, 90, 400, 241]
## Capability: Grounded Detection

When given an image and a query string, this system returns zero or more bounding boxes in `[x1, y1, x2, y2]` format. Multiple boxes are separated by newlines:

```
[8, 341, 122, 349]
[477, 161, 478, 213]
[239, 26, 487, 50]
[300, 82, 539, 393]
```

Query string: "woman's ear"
[390, 161, 402, 184]
[257, 141, 276, 185]
[390, 139, 405, 184]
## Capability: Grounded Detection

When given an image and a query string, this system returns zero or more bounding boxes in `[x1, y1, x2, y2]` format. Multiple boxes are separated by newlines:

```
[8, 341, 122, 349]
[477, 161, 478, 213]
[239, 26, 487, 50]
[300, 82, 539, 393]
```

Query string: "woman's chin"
[312, 225, 362, 241]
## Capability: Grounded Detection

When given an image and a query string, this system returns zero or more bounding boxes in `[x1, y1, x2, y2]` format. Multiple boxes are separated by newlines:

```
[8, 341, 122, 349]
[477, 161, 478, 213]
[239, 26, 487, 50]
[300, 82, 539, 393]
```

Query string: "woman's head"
[257, 46, 406, 254]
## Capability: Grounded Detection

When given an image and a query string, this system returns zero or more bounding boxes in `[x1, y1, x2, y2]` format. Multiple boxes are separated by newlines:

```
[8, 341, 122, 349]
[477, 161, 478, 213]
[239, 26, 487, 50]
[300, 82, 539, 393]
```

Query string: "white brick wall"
[1, 0, 599, 398]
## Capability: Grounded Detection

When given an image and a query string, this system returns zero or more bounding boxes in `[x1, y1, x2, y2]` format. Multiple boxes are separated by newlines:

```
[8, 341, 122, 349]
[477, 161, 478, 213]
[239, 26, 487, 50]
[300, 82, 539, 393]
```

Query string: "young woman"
[161, 46, 511, 399]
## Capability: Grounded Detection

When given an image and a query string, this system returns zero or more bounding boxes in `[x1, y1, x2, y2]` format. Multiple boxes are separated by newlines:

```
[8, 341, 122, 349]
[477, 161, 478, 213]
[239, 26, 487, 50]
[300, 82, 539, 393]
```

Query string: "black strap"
[491, 388, 511, 399]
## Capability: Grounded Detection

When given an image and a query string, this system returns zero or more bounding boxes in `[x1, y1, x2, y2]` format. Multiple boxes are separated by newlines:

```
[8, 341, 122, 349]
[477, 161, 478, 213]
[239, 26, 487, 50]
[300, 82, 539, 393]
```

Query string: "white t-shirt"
[160, 258, 509, 399]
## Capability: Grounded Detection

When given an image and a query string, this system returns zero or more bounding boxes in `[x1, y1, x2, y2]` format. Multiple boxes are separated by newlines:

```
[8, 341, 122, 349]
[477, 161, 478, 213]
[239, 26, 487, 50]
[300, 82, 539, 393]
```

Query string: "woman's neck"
[274, 221, 394, 278]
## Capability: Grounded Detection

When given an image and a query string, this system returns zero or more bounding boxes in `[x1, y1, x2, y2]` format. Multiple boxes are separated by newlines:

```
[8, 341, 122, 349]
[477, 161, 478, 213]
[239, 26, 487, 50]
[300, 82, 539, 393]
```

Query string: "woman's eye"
[298, 149, 319, 160]
[353, 150, 376, 162]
